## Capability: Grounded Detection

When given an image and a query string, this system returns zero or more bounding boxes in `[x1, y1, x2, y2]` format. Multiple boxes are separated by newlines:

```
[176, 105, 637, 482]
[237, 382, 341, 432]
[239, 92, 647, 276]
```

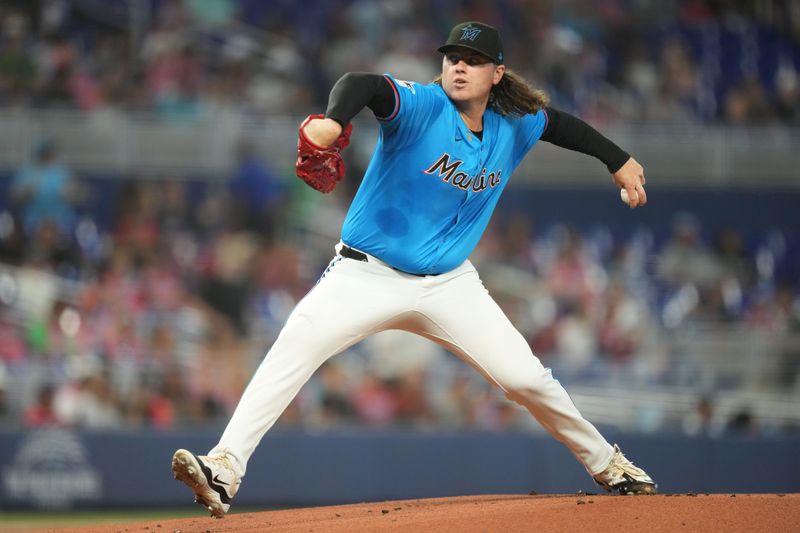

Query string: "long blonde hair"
[433, 68, 549, 117]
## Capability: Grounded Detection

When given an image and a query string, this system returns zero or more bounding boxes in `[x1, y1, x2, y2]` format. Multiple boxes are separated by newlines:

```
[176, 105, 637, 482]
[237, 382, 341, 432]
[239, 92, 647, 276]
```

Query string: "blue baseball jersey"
[341, 74, 548, 275]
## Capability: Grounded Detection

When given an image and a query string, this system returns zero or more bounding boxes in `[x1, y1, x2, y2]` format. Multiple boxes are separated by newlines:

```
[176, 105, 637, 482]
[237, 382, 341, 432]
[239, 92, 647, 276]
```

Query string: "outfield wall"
[0, 429, 797, 510]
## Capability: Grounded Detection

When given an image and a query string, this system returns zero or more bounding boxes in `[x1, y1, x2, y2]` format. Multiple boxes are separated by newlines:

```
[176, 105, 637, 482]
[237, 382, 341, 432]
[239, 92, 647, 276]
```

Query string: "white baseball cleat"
[592, 444, 657, 495]
[171, 448, 241, 518]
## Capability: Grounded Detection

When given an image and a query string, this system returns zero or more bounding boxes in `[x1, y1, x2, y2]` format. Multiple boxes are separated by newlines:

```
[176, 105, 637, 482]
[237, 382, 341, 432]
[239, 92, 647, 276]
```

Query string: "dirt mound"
[32, 493, 799, 533]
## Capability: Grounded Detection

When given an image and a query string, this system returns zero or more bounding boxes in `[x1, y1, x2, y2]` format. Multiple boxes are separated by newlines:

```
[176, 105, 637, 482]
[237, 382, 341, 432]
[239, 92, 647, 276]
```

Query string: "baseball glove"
[295, 114, 353, 194]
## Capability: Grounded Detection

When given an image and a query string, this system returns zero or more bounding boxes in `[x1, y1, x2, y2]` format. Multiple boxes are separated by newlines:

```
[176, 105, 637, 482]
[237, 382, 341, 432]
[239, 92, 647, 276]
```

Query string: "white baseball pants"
[210, 245, 614, 477]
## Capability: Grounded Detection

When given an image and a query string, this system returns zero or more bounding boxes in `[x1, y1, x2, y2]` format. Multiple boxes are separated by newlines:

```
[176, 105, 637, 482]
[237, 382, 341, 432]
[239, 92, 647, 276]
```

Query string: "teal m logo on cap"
[459, 24, 481, 41]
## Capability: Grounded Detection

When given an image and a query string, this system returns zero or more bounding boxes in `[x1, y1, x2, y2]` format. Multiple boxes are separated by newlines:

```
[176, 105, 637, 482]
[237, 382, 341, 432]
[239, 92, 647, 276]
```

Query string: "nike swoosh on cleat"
[197, 456, 231, 504]
[213, 474, 229, 486]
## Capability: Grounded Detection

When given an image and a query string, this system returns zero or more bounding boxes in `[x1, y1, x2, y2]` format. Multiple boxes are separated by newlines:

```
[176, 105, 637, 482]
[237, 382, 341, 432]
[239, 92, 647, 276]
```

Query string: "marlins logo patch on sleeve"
[395, 80, 416, 94]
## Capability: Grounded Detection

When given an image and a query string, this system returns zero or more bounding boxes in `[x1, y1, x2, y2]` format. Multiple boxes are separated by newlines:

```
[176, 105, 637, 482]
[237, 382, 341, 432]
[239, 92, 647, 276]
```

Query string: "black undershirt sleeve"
[325, 72, 396, 126]
[540, 107, 630, 173]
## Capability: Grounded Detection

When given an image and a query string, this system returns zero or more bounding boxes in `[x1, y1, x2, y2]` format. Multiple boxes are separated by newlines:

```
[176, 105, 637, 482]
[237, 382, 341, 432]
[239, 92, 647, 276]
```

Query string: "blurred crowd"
[0, 136, 798, 437]
[0, 0, 799, 124]
[0, 1, 798, 437]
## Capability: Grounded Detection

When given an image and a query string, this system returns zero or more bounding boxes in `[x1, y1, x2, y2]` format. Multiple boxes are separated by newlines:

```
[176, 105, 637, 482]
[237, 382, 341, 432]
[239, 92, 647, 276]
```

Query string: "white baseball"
[620, 188, 634, 206]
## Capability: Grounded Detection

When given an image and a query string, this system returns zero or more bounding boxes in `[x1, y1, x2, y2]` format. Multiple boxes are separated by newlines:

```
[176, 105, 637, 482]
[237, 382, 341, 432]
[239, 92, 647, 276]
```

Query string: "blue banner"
[1, 429, 798, 509]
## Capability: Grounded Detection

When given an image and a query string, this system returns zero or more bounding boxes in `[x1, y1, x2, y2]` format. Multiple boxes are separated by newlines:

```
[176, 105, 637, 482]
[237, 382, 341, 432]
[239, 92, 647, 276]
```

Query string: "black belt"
[340, 245, 369, 262]
[340, 245, 427, 277]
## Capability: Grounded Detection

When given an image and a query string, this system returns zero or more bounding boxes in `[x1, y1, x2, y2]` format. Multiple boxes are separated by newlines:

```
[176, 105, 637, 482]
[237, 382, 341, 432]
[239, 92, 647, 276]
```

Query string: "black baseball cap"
[438, 21, 504, 64]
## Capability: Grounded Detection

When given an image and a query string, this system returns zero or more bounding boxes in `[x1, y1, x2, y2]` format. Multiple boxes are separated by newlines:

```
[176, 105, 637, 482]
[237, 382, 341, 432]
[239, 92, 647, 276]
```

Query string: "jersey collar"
[453, 105, 496, 145]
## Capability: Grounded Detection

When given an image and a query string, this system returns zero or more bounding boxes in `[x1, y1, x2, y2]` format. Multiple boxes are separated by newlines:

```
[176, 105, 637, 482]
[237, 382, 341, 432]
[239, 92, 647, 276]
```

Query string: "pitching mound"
[33, 493, 799, 533]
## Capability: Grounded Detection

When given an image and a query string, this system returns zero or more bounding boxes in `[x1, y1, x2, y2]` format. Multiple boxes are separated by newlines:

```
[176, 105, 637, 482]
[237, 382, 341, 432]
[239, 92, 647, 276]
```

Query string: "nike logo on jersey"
[424, 153, 502, 193]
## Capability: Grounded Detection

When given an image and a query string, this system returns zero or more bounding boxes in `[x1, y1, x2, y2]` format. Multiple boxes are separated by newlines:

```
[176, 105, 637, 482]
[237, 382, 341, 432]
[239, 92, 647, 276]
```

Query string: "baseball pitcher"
[172, 21, 655, 517]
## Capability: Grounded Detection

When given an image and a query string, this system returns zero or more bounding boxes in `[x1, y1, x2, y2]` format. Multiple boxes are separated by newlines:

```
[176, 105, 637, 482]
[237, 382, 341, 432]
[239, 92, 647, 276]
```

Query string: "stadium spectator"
[53, 371, 124, 429]
[0, 309, 26, 363]
[656, 214, 720, 289]
[774, 65, 800, 124]
[392, 369, 433, 426]
[681, 395, 718, 437]
[596, 282, 645, 364]
[546, 227, 602, 310]
[23, 383, 61, 427]
[227, 139, 286, 238]
[0, 361, 12, 425]
[314, 361, 355, 427]
[434, 373, 475, 430]
[726, 407, 756, 435]
[0, 12, 35, 106]
[352, 374, 397, 426]
[724, 75, 775, 125]
[10, 138, 77, 240]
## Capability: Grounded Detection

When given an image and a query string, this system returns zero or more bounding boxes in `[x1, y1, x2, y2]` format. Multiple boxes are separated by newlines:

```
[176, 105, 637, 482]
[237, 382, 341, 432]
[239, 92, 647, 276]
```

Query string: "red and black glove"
[295, 114, 353, 194]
